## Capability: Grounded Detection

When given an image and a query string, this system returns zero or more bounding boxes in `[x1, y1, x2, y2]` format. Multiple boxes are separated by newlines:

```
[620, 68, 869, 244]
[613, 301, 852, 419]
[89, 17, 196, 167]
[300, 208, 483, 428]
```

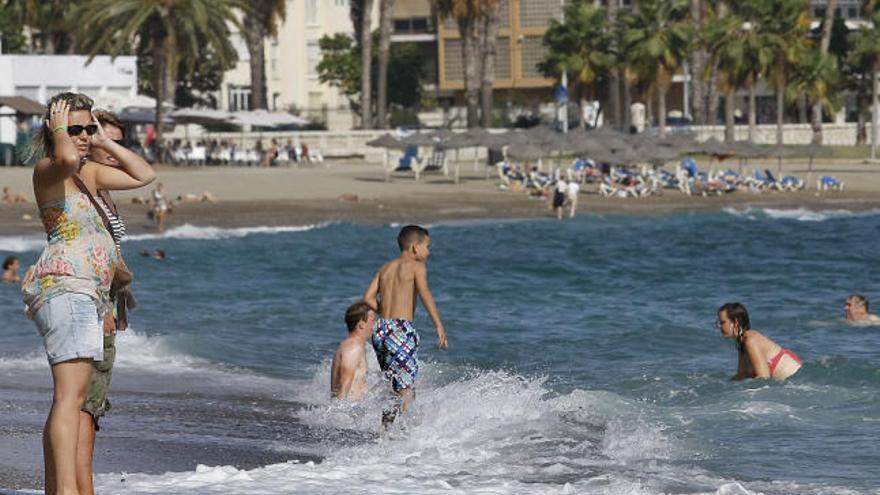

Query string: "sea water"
[1, 208, 878, 494]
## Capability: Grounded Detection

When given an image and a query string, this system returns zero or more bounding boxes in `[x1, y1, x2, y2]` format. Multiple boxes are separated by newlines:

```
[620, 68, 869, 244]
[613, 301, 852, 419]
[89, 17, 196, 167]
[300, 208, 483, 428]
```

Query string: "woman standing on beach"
[717, 303, 802, 381]
[21, 93, 155, 495]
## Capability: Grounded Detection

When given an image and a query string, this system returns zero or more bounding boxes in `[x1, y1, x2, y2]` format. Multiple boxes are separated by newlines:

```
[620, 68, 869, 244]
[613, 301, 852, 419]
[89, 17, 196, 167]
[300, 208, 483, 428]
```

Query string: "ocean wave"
[722, 207, 880, 222]
[124, 222, 330, 242]
[0, 235, 46, 253]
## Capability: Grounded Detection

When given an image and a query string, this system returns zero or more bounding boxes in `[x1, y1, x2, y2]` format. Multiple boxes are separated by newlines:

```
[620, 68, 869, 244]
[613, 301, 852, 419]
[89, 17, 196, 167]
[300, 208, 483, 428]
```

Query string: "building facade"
[219, 0, 380, 130]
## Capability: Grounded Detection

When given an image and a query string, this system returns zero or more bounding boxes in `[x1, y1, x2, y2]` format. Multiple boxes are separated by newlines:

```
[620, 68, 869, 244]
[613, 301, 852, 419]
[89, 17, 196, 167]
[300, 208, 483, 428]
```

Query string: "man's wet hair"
[849, 294, 869, 311]
[345, 300, 373, 332]
[2, 256, 17, 270]
[397, 225, 430, 251]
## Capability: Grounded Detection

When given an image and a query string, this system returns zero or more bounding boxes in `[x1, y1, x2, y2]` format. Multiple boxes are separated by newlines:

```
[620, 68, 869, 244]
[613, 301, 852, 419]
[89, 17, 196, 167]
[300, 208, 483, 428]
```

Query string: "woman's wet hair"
[2, 256, 17, 270]
[29, 92, 94, 161]
[719, 302, 751, 351]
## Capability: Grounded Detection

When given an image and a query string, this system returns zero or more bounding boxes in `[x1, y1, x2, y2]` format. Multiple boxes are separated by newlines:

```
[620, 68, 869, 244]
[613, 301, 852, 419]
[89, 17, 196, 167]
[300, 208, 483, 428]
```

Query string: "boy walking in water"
[364, 225, 447, 425]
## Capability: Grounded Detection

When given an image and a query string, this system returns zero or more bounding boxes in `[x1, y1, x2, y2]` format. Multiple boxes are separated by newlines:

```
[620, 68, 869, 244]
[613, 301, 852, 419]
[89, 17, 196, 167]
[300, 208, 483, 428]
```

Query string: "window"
[306, 0, 319, 25]
[335, 0, 349, 6]
[228, 86, 251, 111]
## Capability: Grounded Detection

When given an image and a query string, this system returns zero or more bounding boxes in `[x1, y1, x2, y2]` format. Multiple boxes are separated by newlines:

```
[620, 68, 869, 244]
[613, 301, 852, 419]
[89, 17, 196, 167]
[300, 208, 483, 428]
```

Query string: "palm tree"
[242, 0, 286, 110]
[622, 0, 691, 137]
[351, 0, 375, 128]
[376, 0, 395, 129]
[435, 0, 481, 128]
[479, 0, 500, 128]
[540, 2, 613, 126]
[4, 0, 78, 53]
[810, 0, 837, 144]
[606, 0, 621, 129]
[788, 48, 839, 140]
[75, 0, 242, 143]
[849, 9, 880, 158]
[751, 0, 811, 146]
[704, 11, 745, 142]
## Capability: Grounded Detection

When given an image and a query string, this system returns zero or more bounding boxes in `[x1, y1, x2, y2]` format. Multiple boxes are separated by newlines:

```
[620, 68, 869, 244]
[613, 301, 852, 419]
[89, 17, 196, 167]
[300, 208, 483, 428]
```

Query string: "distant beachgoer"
[553, 178, 567, 220]
[364, 225, 447, 427]
[717, 303, 802, 381]
[330, 300, 376, 400]
[177, 192, 215, 203]
[139, 248, 165, 260]
[567, 179, 580, 219]
[21, 92, 154, 495]
[2, 186, 29, 203]
[151, 182, 169, 233]
[844, 295, 880, 324]
[2, 255, 20, 283]
[301, 142, 310, 162]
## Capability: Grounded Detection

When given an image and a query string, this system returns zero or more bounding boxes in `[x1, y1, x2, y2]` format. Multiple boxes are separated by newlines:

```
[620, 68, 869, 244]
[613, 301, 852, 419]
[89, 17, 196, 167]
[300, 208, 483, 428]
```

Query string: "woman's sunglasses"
[67, 124, 98, 137]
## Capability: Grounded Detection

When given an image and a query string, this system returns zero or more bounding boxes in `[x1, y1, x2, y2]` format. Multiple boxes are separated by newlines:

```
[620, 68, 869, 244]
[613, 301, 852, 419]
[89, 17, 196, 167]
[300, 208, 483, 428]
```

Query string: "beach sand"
[0, 158, 879, 235]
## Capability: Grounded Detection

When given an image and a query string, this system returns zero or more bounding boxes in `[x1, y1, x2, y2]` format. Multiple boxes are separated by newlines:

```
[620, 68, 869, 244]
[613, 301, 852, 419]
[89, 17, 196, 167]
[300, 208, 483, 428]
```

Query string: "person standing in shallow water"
[330, 301, 376, 400]
[21, 92, 155, 495]
[363, 225, 447, 426]
[717, 302, 802, 381]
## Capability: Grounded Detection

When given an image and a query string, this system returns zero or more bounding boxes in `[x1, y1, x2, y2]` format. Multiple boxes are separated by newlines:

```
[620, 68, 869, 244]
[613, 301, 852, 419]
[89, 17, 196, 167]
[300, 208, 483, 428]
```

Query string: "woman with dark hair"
[717, 302, 802, 381]
[21, 92, 155, 494]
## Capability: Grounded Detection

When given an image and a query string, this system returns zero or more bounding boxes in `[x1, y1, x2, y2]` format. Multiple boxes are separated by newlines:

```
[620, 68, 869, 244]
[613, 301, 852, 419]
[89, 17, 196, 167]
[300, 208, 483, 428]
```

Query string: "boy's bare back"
[374, 258, 422, 321]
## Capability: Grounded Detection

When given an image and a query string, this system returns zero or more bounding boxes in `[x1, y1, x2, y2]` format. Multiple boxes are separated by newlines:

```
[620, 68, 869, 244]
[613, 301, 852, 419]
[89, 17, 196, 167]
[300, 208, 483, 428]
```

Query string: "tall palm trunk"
[623, 74, 632, 131]
[376, 0, 394, 129]
[658, 81, 668, 137]
[689, 0, 706, 125]
[724, 86, 735, 142]
[873, 67, 879, 159]
[360, 0, 374, 129]
[459, 17, 480, 128]
[747, 79, 757, 141]
[856, 92, 868, 145]
[812, 0, 837, 144]
[244, 13, 268, 110]
[152, 32, 176, 144]
[480, 2, 500, 128]
[606, 0, 621, 128]
[776, 78, 785, 146]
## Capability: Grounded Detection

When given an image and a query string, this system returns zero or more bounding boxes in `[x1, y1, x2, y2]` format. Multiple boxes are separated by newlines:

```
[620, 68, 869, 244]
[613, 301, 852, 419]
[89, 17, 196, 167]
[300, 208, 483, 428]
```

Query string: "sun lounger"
[818, 175, 844, 191]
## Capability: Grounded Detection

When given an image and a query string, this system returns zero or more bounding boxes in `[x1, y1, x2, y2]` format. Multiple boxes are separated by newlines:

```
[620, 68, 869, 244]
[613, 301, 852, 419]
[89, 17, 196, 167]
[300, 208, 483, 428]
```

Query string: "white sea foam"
[86, 364, 736, 495]
[0, 235, 46, 253]
[124, 222, 329, 242]
[722, 207, 880, 222]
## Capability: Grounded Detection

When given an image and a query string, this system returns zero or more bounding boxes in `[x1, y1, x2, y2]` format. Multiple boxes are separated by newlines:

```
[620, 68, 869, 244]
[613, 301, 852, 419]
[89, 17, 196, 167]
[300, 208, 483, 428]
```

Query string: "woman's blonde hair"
[28, 92, 94, 161]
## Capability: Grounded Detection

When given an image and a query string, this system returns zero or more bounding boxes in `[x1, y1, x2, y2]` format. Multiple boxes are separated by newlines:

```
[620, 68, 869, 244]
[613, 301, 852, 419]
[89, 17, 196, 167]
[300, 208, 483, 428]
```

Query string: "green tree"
[351, 0, 375, 128]
[74, 0, 242, 142]
[849, 9, 880, 156]
[242, 0, 286, 110]
[0, 1, 27, 53]
[787, 47, 839, 139]
[317, 33, 425, 116]
[751, 0, 812, 146]
[539, 2, 614, 125]
[622, 0, 691, 137]
[3, 0, 79, 53]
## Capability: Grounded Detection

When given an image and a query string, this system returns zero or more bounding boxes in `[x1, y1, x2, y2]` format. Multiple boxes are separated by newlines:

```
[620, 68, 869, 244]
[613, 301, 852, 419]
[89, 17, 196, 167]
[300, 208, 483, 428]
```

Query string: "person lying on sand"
[2, 186, 29, 204]
[844, 294, 880, 325]
[331, 301, 375, 400]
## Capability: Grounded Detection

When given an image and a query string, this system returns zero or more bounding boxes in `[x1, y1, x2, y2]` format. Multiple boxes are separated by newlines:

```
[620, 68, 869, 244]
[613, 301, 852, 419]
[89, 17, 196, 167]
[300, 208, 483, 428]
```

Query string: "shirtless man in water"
[330, 301, 376, 400]
[364, 225, 447, 425]
[844, 295, 880, 325]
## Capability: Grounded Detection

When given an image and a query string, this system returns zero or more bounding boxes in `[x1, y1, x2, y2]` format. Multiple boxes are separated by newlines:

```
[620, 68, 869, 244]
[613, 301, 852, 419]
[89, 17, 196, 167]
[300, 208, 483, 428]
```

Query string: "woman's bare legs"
[75, 411, 97, 495]
[44, 359, 94, 495]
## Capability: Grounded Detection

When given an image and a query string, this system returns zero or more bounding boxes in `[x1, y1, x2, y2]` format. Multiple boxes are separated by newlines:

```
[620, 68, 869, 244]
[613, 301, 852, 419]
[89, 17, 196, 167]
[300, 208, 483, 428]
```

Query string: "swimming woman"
[717, 302, 802, 381]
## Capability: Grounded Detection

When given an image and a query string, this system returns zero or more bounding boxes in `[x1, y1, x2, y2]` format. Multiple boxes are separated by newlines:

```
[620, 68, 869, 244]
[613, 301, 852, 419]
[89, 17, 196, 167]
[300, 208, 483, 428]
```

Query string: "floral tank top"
[21, 191, 118, 318]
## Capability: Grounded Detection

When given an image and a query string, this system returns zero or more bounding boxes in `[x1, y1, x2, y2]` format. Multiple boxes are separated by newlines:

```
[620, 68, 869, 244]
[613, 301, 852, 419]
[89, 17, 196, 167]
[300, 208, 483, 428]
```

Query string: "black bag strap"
[71, 174, 116, 239]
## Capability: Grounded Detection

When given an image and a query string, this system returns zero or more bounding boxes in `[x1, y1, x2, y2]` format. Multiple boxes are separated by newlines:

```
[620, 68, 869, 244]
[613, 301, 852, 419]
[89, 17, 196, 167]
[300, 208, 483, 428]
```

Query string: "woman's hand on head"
[89, 112, 113, 150]
[46, 99, 70, 132]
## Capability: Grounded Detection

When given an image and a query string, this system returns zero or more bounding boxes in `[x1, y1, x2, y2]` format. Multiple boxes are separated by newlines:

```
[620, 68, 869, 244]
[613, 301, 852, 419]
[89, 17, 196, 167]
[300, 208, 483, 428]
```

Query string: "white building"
[0, 54, 138, 104]
[220, 0, 378, 130]
[0, 54, 138, 151]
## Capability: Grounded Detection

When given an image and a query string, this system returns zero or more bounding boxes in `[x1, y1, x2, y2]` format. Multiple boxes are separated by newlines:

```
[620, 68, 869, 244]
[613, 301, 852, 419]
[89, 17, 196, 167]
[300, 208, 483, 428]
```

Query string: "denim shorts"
[34, 293, 104, 365]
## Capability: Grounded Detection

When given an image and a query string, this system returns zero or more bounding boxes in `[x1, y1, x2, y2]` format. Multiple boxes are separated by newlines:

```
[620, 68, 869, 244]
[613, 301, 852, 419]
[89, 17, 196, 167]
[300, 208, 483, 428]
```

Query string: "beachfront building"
[0, 54, 139, 162]
[219, 1, 380, 131]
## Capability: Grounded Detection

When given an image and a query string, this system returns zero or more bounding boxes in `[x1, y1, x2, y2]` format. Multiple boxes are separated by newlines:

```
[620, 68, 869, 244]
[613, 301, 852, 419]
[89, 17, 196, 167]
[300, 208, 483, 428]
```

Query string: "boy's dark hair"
[2, 256, 17, 269]
[397, 225, 430, 251]
[345, 300, 373, 332]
